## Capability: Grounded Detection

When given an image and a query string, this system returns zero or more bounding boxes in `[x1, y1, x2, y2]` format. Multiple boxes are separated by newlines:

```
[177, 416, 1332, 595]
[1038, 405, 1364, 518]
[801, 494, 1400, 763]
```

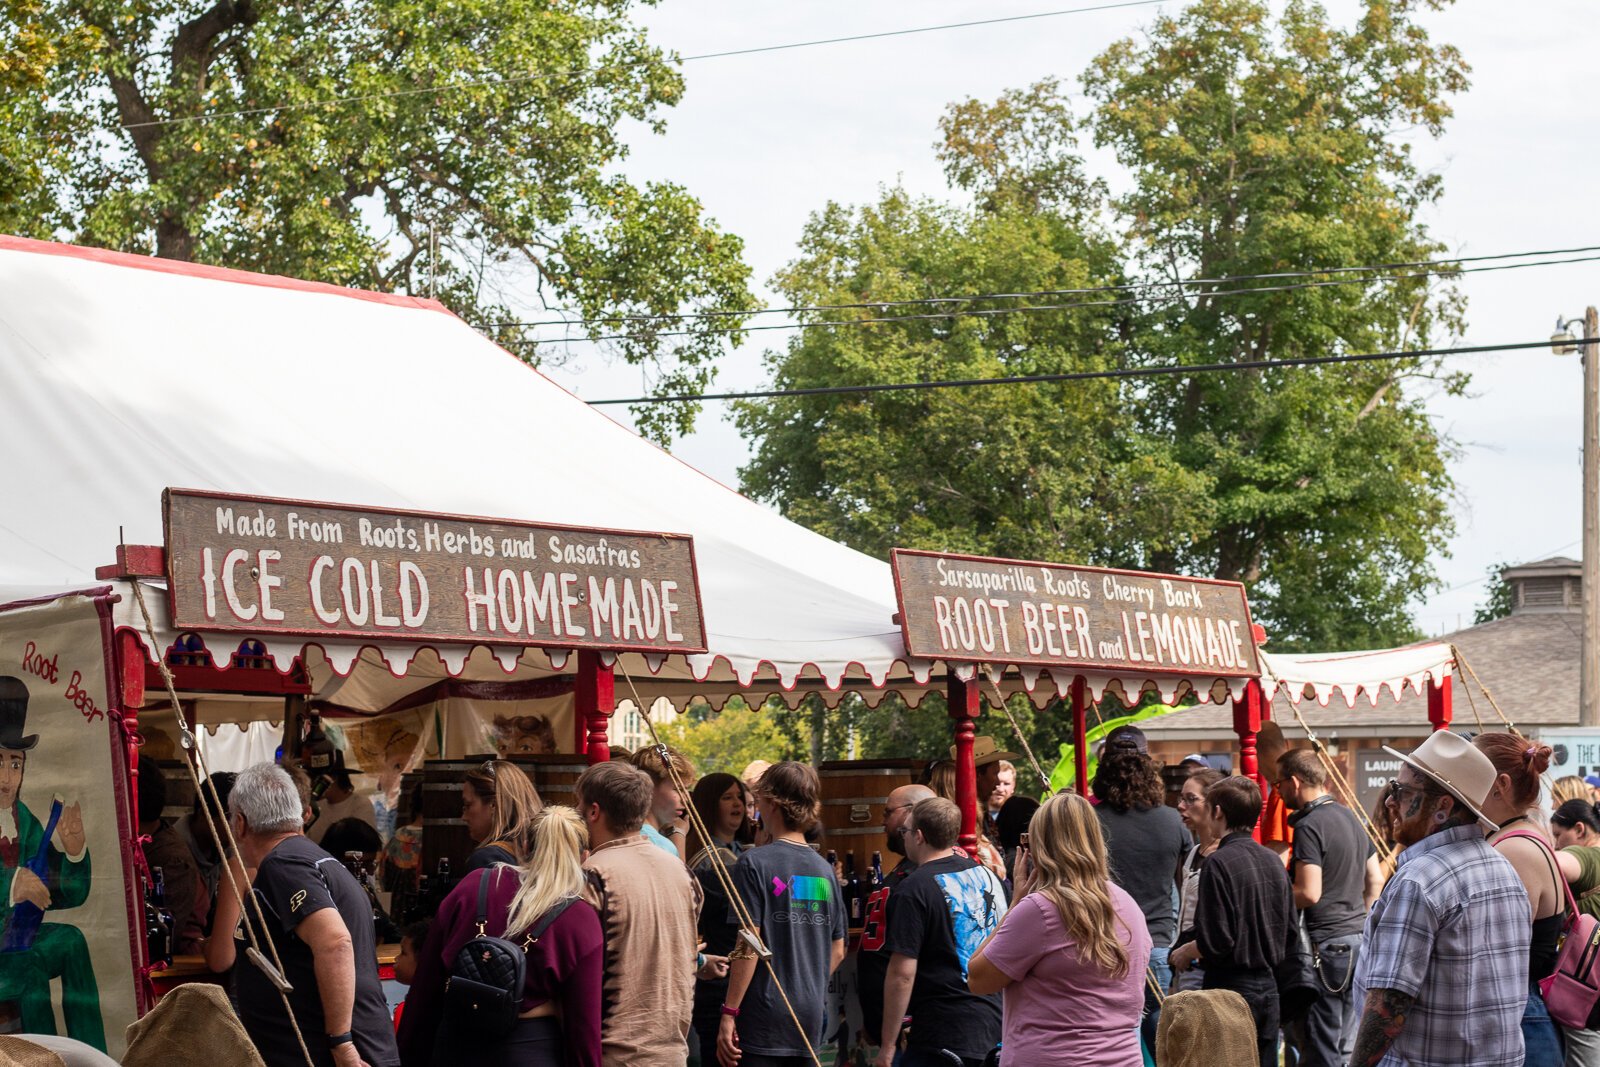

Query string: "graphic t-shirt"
[1289, 796, 1375, 940]
[883, 854, 1008, 1059]
[729, 841, 848, 1057]
[237, 835, 399, 1067]
[857, 856, 916, 1039]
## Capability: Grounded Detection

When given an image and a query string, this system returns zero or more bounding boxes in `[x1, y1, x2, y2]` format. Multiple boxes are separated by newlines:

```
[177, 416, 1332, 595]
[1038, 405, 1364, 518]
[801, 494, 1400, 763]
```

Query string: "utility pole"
[1585, 307, 1599, 725]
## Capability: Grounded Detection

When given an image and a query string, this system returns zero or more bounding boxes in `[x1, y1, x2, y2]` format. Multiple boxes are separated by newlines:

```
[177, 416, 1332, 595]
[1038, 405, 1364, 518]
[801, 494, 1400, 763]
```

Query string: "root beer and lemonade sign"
[163, 489, 707, 653]
[891, 548, 1259, 676]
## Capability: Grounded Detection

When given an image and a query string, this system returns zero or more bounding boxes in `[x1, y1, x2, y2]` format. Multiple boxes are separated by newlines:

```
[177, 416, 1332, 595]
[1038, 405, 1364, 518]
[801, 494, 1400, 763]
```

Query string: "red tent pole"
[1427, 675, 1453, 732]
[1233, 678, 1264, 839]
[948, 674, 980, 856]
[1071, 677, 1089, 798]
[576, 651, 614, 764]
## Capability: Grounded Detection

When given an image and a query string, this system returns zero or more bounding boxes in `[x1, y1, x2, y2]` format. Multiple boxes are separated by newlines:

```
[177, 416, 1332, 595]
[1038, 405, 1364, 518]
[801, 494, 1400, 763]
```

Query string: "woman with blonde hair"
[1554, 775, 1591, 807]
[461, 758, 543, 871]
[968, 791, 1152, 1066]
[398, 805, 603, 1066]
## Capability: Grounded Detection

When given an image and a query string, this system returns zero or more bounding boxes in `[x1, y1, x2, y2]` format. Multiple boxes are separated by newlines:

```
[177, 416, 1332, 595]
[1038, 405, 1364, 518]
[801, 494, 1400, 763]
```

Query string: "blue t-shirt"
[640, 822, 679, 856]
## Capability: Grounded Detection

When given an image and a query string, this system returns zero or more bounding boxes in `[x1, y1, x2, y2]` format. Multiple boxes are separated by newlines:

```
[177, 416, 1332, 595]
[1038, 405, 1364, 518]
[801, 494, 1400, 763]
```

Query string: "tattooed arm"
[1349, 987, 1415, 1067]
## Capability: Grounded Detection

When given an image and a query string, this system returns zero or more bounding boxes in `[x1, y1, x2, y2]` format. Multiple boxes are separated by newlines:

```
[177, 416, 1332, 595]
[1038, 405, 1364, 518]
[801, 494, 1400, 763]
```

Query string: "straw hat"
[1383, 730, 1500, 833]
[0, 1037, 67, 1067]
[949, 736, 1020, 767]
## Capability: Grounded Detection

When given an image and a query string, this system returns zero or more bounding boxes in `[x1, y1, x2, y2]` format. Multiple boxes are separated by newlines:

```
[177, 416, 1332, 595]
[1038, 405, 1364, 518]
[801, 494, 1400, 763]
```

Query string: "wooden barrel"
[420, 758, 477, 889]
[419, 754, 589, 889]
[507, 752, 588, 809]
[819, 759, 924, 878]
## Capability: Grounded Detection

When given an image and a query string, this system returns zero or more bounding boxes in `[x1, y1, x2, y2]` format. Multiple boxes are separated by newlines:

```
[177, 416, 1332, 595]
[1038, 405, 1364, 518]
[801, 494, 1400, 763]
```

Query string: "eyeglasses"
[1386, 777, 1431, 804]
[884, 802, 915, 817]
[1177, 793, 1206, 807]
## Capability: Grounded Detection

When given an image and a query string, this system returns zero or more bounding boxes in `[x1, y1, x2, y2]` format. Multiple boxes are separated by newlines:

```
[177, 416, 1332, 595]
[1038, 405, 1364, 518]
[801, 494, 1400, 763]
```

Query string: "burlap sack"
[121, 984, 266, 1067]
[0, 1037, 65, 1067]
[1156, 988, 1259, 1067]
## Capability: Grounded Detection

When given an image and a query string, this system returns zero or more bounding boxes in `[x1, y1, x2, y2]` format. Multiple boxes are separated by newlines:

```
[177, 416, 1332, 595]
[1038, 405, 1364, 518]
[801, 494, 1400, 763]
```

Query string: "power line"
[585, 336, 1595, 406]
[483, 243, 1600, 330]
[116, 0, 1167, 132]
[497, 254, 1600, 345]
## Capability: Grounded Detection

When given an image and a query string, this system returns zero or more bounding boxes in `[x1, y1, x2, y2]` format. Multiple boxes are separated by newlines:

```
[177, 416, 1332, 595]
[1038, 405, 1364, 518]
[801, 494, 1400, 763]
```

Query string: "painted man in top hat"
[0, 675, 104, 1050]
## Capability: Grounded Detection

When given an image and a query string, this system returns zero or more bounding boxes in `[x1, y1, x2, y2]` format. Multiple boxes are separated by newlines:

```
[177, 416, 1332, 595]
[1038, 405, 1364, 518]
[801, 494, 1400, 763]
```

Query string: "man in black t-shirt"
[858, 783, 933, 1048]
[224, 763, 398, 1067]
[1276, 749, 1381, 1067]
[876, 798, 1007, 1067]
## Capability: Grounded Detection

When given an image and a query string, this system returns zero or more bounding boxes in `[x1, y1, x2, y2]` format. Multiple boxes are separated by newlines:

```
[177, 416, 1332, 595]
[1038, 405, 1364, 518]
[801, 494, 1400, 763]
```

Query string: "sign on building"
[1353, 748, 1411, 815]
[164, 489, 707, 654]
[1535, 728, 1600, 781]
[890, 548, 1260, 676]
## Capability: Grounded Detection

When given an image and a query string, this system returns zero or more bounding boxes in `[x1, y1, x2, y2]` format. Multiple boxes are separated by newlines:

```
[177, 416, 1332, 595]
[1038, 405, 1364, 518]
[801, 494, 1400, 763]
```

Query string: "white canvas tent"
[0, 235, 945, 714]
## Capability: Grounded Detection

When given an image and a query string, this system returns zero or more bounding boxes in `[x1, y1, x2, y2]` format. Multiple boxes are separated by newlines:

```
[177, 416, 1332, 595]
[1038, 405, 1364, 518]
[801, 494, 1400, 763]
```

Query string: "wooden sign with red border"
[163, 489, 708, 654]
[890, 548, 1260, 677]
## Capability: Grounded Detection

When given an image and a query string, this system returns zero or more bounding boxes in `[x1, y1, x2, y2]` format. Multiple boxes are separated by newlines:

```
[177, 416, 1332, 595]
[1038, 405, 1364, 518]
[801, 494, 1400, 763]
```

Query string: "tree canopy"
[738, 0, 1470, 651]
[2, 0, 753, 439]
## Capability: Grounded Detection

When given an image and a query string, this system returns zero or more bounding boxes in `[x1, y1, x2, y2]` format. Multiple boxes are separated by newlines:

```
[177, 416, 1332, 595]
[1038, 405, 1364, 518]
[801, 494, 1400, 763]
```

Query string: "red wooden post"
[948, 674, 981, 857]
[576, 651, 615, 764]
[117, 630, 147, 801]
[1233, 678, 1265, 838]
[1427, 675, 1452, 732]
[1070, 677, 1090, 798]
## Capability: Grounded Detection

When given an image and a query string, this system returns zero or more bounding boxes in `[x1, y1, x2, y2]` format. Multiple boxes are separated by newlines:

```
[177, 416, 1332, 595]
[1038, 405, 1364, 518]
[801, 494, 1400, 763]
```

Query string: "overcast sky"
[528, 0, 1600, 641]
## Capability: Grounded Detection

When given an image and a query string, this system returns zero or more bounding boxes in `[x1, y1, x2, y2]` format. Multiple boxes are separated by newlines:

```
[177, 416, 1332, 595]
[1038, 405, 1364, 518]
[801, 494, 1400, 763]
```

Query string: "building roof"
[1142, 611, 1580, 742]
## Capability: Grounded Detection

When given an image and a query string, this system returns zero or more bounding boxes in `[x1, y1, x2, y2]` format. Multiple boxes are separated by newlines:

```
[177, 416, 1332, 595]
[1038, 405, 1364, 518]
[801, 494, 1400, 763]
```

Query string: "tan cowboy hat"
[1383, 730, 1500, 833]
[950, 735, 1020, 768]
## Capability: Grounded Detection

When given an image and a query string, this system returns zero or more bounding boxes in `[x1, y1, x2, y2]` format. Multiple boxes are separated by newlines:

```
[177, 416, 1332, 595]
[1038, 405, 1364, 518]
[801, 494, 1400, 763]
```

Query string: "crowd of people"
[115, 716, 1600, 1067]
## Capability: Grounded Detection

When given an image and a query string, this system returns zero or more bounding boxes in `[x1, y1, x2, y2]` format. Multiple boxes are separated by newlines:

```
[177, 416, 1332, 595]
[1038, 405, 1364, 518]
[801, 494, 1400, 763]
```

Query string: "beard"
[886, 827, 908, 857]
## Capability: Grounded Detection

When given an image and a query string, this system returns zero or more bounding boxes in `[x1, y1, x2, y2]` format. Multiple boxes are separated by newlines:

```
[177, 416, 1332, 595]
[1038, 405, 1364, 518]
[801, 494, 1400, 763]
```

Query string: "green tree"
[1083, 0, 1469, 648]
[657, 697, 799, 778]
[739, 0, 1469, 652]
[735, 120, 1210, 567]
[11, 0, 752, 439]
[1474, 561, 1513, 625]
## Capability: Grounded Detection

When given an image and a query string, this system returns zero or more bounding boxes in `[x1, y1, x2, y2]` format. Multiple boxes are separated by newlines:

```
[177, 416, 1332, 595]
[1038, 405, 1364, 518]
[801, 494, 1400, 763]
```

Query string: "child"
[392, 918, 430, 1031]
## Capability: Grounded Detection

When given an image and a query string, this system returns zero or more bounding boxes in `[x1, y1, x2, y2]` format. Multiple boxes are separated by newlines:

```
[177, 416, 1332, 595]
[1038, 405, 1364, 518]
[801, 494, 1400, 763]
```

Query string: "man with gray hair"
[209, 763, 398, 1067]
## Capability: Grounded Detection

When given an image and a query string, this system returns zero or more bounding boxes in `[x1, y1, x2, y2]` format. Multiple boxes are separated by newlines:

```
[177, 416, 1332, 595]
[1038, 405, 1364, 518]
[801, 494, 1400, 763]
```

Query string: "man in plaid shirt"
[1351, 731, 1530, 1067]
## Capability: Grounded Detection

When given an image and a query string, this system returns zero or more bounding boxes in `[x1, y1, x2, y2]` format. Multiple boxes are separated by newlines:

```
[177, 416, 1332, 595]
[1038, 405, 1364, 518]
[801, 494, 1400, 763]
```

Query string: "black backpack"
[444, 867, 577, 1038]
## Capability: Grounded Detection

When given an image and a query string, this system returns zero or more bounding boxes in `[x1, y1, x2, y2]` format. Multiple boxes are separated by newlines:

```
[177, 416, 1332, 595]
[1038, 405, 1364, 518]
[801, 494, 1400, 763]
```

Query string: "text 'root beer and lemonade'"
[927, 557, 1251, 670]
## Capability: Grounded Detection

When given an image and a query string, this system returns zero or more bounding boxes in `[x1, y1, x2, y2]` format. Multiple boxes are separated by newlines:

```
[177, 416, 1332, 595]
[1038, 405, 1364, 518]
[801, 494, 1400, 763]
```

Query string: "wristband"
[720, 1004, 740, 1018]
[327, 1032, 355, 1048]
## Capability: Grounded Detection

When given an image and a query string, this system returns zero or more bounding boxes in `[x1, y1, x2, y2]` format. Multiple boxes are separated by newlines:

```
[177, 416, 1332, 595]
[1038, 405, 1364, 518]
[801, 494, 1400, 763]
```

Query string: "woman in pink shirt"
[968, 791, 1152, 1066]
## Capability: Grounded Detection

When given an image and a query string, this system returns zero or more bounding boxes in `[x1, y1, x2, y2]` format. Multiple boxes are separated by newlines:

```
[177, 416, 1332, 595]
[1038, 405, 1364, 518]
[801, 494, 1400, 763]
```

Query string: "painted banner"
[164, 489, 708, 654]
[0, 593, 138, 1058]
[890, 548, 1261, 676]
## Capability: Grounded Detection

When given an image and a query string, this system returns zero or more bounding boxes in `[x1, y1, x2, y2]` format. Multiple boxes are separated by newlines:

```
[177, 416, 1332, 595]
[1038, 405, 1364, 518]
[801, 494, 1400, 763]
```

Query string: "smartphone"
[1018, 832, 1030, 850]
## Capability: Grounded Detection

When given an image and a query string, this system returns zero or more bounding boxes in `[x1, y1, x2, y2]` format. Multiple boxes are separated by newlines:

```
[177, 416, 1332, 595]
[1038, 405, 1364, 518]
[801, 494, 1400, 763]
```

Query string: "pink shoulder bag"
[1499, 828, 1600, 1028]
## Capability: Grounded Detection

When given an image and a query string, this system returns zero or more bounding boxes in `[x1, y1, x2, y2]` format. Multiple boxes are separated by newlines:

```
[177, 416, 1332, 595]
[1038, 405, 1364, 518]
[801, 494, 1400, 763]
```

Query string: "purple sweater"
[397, 866, 604, 1067]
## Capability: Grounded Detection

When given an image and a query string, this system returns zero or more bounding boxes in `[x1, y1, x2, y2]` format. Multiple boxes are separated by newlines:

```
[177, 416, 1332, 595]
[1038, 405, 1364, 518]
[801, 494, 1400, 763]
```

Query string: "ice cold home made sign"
[163, 489, 707, 654]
